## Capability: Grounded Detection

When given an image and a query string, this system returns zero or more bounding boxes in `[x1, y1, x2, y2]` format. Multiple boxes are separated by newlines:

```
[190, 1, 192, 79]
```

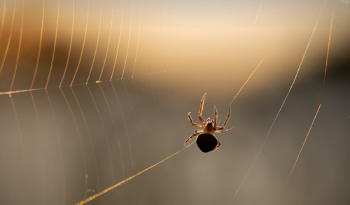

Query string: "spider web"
[0, 0, 349, 205]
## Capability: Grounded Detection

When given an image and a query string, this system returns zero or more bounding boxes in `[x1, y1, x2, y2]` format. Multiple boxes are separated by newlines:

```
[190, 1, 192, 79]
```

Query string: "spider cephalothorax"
[185, 93, 231, 152]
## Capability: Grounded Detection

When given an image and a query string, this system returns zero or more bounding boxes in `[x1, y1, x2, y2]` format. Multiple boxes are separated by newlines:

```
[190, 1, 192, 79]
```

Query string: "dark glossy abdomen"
[196, 133, 218, 153]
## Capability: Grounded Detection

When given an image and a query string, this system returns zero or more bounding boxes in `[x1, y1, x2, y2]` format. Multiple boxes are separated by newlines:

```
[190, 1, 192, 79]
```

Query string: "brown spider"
[185, 92, 231, 152]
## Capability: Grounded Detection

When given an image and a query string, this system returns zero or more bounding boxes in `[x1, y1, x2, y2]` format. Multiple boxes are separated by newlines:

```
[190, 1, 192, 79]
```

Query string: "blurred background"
[0, 0, 349, 204]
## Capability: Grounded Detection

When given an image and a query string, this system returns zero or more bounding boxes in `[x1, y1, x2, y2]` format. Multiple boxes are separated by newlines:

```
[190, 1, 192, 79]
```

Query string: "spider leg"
[198, 92, 207, 124]
[187, 112, 203, 128]
[215, 127, 232, 133]
[184, 132, 199, 146]
[213, 105, 218, 127]
[216, 106, 231, 130]
[217, 140, 221, 148]
[213, 139, 221, 151]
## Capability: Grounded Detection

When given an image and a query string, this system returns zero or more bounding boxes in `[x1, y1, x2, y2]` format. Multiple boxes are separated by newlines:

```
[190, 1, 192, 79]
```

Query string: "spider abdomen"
[196, 133, 218, 153]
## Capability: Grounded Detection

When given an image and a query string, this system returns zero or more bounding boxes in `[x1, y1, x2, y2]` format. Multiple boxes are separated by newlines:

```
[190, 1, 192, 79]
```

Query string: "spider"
[185, 92, 231, 152]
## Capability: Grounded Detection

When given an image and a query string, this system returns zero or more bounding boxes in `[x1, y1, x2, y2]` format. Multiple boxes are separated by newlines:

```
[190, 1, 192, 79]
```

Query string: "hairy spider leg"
[184, 133, 198, 145]
[216, 106, 231, 130]
[184, 130, 203, 145]
[213, 106, 218, 127]
[187, 112, 203, 128]
[216, 128, 232, 133]
[198, 92, 207, 124]
[216, 140, 221, 149]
